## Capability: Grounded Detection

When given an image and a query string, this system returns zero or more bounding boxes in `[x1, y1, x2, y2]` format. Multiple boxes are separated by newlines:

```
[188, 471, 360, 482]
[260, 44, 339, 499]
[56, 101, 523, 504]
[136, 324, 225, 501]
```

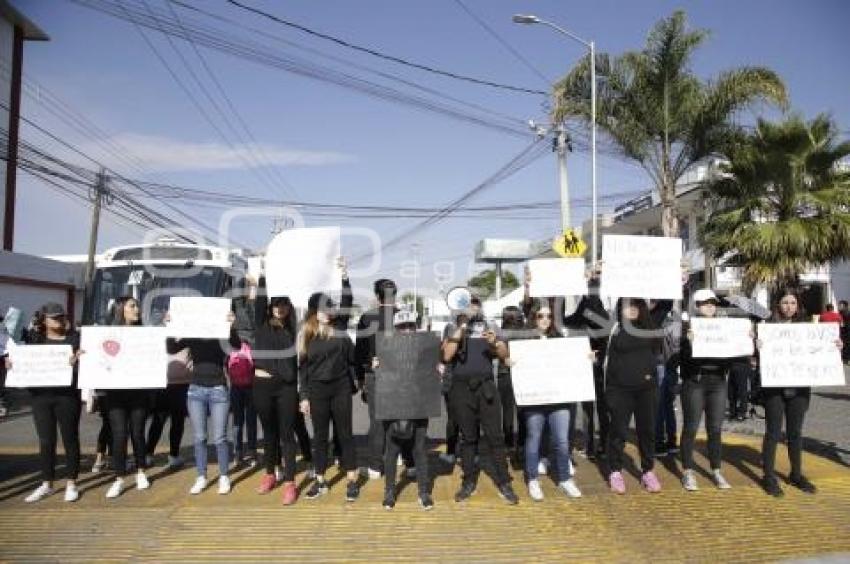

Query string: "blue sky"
[10, 0, 850, 299]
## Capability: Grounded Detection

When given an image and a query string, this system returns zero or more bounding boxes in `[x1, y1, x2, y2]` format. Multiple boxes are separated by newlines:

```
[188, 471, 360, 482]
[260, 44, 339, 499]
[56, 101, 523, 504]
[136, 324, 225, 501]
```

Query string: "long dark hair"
[771, 288, 807, 322]
[110, 296, 142, 326]
[615, 297, 656, 331]
[267, 296, 295, 335]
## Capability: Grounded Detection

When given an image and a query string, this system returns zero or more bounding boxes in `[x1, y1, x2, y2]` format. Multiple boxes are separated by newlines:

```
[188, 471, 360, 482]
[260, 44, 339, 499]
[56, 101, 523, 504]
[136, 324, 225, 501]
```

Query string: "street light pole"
[513, 14, 598, 262]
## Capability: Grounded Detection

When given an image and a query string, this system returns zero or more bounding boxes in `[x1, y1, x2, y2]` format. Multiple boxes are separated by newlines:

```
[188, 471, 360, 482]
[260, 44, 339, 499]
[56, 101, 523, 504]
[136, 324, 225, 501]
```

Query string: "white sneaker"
[275, 467, 285, 483]
[24, 483, 54, 503]
[527, 479, 544, 501]
[64, 483, 79, 502]
[189, 476, 207, 495]
[305, 465, 316, 480]
[568, 457, 575, 477]
[397, 454, 404, 467]
[405, 467, 417, 480]
[136, 471, 150, 490]
[218, 476, 232, 495]
[682, 469, 699, 492]
[91, 458, 106, 474]
[537, 458, 549, 476]
[559, 479, 582, 498]
[106, 478, 124, 499]
[166, 455, 184, 470]
[367, 468, 382, 480]
[712, 469, 732, 490]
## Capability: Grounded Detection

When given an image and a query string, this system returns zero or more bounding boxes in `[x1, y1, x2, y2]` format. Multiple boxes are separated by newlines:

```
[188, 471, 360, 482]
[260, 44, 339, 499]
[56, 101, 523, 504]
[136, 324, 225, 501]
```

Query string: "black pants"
[606, 385, 657, 473]
[681, 376, 726, 471]
[254, 378, 299, 480]
[762, 389, 810, 480]
[294, 412, 312, 462]
[107, 390, 149, 477]
[443, 393, 460, 457]
[384, 419, 429, 495]
[593, 364, 611, 453]
[365, 374, 414, 472]
[497, 373, 516, 449]
[309, 377, 356, 475]
[728, 363, 752, 418]
[146, 384, 189, 458]
[30, 392, 81, 482]
[96, 397, 112, 455]
[449, 376, 511, 486]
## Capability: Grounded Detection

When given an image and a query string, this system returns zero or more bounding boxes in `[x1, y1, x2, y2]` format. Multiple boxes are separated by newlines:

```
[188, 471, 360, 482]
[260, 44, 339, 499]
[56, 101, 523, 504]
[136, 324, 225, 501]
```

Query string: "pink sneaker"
[641, 471, 662, 493]
[609, 471, 626, 494]
[256, 473, 275, 495]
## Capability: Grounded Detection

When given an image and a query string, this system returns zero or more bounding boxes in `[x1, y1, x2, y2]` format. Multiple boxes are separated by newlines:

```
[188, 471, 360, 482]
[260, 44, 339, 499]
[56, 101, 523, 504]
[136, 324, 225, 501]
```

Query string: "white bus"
[88, 238, 249, 325]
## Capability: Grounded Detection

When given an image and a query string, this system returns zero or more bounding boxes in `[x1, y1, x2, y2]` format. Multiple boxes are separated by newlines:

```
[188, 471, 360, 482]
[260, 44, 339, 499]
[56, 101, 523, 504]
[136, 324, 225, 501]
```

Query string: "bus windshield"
[91, 266, 230, 325]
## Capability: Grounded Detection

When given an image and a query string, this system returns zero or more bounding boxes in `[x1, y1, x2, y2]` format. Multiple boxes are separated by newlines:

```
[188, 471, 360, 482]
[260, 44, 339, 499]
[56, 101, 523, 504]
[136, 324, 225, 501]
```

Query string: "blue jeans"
[230, 386, 257, 456]
[187, 384, 230, 478]
[655, 365, 677, 447]
[524, 405, 573, 482]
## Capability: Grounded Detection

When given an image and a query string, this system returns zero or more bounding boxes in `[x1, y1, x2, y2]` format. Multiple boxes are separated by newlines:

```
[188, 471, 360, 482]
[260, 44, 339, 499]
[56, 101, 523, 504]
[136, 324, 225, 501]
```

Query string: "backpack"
[228, 341, 254, 388]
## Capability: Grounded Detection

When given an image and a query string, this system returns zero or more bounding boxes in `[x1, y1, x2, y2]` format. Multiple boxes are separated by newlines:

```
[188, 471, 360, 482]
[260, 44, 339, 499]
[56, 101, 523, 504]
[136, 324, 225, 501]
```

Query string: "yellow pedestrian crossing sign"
[553, 229, 587, 258]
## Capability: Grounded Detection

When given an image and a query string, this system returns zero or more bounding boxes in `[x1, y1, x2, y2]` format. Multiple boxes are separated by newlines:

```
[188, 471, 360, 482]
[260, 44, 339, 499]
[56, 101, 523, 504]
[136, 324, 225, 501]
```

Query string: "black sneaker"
[667, 444, 680, 456]
[305, 481, 328, 500]
[345, 480, 360, 502]
[382, 490, 396, 510]
[497, 483, 519, 505]
[790, 475, 817, 494]
[418, 493, 435, 511]
[454, 481, 476, 503]
[762, 476, 784, 498]
[654, 443, 667, 458]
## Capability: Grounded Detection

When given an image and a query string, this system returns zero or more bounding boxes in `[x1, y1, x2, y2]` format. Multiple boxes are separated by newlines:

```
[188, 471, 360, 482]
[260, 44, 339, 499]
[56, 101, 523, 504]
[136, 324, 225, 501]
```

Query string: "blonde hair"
[297, 311, 331, 362]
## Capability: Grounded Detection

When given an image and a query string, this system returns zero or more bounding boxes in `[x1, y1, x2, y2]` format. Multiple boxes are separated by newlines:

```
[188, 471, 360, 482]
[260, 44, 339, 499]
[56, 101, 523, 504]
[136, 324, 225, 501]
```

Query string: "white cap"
[393, 310, 417, 327]
[693, 289, 718, 303]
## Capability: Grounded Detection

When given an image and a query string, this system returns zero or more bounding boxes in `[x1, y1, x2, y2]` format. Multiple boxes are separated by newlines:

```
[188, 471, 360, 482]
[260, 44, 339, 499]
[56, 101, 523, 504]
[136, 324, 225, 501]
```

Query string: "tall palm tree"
[701, 114, 850, 291]
[553, 10, 787, 237]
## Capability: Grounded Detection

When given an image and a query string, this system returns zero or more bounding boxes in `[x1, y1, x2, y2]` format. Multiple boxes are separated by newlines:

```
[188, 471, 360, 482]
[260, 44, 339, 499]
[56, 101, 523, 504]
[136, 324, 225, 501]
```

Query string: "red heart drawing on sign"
[102, 340, 121, 357]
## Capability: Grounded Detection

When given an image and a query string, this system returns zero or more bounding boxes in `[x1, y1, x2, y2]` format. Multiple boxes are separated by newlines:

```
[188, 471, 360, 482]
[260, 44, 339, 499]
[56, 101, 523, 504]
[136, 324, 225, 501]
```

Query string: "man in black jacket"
[354, 279, 414, 479]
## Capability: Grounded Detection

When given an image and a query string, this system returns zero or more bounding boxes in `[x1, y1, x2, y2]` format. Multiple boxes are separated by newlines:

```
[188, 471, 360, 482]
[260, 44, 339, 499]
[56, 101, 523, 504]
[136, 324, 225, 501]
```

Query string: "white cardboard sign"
[528, 258, 588, 297]
[78, 326, 168, 389]
[5, 342, 74, 387]
[690, 317, 754, 358]
[758, 323, 845, 387]
[509, 337, 596, 405]
[265, 227, 341, 308]
[166, 297, 231, 339]
[600, 235, 682, 300]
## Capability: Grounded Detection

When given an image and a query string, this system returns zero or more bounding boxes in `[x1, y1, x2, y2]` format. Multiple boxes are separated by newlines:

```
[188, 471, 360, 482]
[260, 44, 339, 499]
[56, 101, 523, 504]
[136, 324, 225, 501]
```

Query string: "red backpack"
[228, 342, 254, 388]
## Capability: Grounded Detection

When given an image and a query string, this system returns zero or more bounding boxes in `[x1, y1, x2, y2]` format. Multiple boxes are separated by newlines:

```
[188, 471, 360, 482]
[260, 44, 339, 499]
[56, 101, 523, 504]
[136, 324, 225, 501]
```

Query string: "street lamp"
[513, 14, 598, 264]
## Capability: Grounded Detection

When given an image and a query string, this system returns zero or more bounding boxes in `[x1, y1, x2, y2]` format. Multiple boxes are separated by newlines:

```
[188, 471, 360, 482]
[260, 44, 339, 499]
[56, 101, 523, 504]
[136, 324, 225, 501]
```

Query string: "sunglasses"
[536, 313, 552, 319]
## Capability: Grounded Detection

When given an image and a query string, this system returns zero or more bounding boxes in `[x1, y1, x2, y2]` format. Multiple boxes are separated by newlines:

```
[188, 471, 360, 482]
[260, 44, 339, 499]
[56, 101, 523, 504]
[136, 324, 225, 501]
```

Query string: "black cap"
[41, 302, 66, 318]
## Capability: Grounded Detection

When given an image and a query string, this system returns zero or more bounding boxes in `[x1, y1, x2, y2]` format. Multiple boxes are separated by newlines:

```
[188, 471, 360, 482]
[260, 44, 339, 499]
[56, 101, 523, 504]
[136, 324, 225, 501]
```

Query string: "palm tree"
[553, 10, 788, 237]
[701, 114, 850, 292]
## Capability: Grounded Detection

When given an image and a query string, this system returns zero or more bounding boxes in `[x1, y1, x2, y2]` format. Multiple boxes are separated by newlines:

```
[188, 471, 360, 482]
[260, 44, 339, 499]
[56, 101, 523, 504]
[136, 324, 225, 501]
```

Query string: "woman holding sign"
[298, 261, 360, 502]
[103, 297, 154, 499]
[13, 303, 82, 503]
[521, 303, 582, 501]
[252, 295, 301, 505]
[604, 298, 663, 494]
[759, 290, 823, 497]
[679, 289, 732, 491]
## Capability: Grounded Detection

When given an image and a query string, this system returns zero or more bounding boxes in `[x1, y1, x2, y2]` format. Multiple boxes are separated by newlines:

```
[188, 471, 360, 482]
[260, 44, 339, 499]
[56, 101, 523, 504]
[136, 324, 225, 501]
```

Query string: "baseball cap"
[693, 289, 719, 304]
[41, 302, 66, 318]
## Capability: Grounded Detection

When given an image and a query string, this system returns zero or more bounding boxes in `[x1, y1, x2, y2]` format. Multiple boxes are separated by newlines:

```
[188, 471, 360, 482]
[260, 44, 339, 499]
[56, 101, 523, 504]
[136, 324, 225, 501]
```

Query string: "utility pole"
[82, 169, 109, 324]
[412, 242, 420, 316]
[556, 126, 571, 232]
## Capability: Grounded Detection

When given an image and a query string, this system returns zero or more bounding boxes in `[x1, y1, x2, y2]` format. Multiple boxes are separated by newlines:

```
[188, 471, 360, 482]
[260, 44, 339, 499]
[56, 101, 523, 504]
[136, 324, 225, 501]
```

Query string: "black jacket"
[167, 329, 241, 387]
[605, 328, 660, 390]
[679, 319, 730, 381]
[354, 304, 397, 383]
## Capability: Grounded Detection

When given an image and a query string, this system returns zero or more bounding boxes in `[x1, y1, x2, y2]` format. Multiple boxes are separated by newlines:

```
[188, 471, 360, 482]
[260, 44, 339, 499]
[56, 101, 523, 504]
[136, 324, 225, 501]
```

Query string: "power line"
[451, 0, 552, 87]
[224, 0, 548, 96]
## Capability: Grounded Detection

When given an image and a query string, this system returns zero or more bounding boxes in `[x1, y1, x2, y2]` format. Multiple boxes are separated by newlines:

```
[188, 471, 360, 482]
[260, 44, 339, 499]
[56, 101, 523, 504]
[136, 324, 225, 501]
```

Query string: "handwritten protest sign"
[78, 326, 168, 389]
[758, 323, 845, 387]
[691, 318, 754, 358]
[528, 258, 588, 297]
[166, 297, 231, 339]
[374, 333, 442, 420]
[600, 235, 683, 300]
[265, 227, 341, 308]
[5, 343, 73, 387]
[509, 337, 596, 405]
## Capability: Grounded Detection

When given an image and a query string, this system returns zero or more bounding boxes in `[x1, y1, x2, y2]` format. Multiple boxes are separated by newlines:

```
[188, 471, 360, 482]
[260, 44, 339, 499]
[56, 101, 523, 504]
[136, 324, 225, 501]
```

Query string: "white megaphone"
[445, 286, 473, 312]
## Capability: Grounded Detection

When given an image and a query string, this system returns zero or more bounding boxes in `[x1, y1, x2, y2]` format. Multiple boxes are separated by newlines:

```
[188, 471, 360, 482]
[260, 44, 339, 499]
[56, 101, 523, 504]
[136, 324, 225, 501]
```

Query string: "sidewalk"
[0, 433, 848, 562]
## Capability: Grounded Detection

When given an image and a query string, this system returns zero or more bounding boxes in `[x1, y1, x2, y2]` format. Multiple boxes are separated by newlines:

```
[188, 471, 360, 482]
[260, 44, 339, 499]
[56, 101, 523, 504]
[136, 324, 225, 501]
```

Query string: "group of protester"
[1, 259, 839, 508]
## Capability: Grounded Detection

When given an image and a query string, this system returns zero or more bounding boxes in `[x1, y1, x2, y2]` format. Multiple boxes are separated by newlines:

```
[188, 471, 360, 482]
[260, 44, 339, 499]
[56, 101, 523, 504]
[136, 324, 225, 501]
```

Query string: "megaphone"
[446, 286, 473, 312]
